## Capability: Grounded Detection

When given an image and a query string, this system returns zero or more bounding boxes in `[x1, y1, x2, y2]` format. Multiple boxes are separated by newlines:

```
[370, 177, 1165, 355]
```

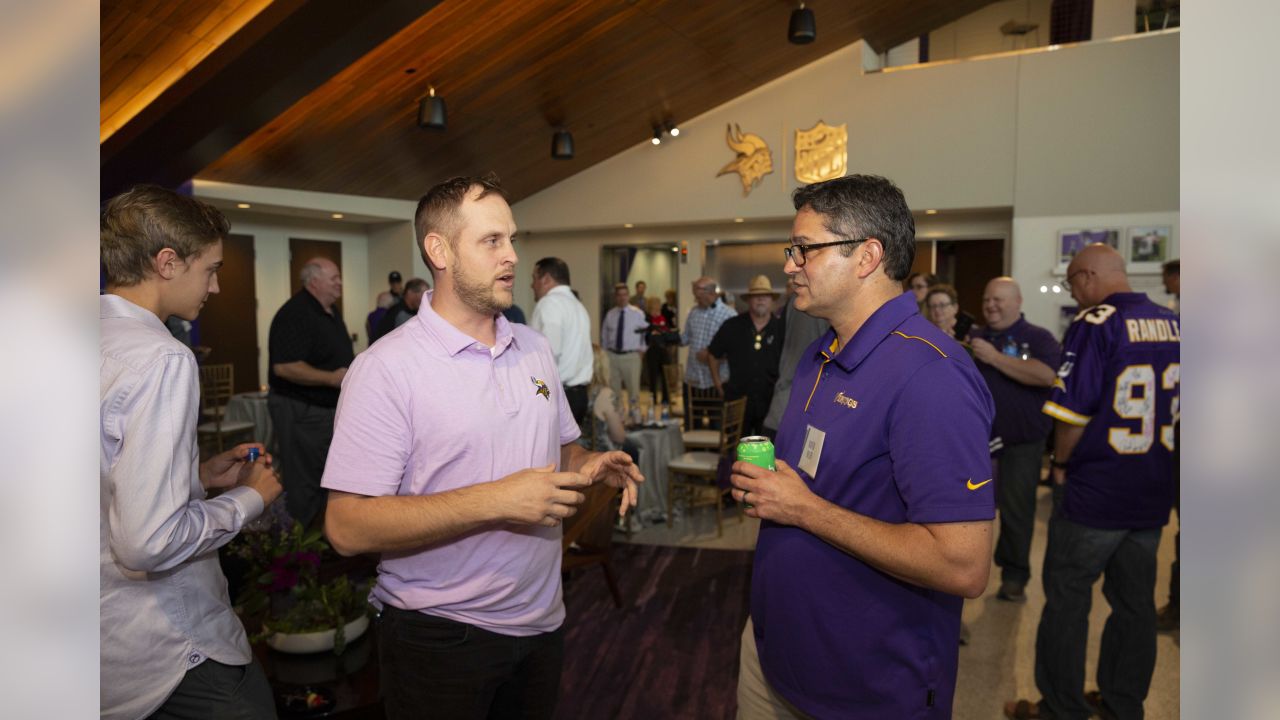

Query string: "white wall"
[1094, 0, 1138, 40]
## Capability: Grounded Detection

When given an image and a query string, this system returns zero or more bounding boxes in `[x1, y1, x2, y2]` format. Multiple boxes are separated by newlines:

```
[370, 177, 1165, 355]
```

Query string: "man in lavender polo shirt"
[321, 174, 641, 720]
[730, 175, 995, 719]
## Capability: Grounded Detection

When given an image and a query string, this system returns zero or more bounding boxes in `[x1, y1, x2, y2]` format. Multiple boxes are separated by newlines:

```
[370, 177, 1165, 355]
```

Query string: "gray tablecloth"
[225, 391, 274, 454]
[625, 422, 685, 524]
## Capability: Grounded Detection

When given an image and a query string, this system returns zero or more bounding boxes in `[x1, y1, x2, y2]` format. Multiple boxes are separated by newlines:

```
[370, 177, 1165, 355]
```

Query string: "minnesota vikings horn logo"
[531, 376, 550, 401]
[716, 123, 773, 196]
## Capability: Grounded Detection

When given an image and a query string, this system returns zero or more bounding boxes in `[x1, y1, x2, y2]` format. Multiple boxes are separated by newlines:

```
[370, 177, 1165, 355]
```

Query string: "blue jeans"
[1035, 486, 1161, 720]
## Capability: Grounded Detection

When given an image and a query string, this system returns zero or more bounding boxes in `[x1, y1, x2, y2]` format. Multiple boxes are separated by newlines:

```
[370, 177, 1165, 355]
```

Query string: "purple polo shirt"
[321, 292, 580, 636]
[975, 315, 1061, 446]
[753, 291, 995, 719]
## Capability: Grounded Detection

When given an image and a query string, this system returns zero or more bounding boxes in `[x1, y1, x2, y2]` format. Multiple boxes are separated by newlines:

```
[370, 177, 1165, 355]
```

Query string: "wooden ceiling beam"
[101, 0, 444, 199]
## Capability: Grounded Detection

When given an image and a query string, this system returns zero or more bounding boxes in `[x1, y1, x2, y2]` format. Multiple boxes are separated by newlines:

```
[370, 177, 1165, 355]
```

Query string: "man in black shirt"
[708, 275, 785, 437]
[267, 257, 354, 527]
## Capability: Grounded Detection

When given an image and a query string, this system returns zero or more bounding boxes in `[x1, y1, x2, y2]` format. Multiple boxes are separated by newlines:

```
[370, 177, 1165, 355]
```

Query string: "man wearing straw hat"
[707, 274, 785, 437]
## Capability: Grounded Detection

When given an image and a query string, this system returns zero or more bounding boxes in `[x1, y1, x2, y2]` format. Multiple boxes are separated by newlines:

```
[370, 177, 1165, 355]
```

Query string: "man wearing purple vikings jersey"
[1005, 244, 1180, 720]
[731, 175, 995, 720]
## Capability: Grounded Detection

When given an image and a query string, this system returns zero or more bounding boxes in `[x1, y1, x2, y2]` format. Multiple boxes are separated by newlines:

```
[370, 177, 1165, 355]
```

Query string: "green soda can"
[736, 436, 775, 508]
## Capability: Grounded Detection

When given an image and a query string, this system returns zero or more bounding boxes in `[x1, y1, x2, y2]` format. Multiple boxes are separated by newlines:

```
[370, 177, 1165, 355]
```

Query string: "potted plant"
[231, 509, 372, 655]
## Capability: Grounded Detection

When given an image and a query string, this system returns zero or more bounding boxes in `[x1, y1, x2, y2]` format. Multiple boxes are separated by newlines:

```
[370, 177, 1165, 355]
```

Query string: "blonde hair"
[590, 344, 610, 388]
[645, 296, 662, 316]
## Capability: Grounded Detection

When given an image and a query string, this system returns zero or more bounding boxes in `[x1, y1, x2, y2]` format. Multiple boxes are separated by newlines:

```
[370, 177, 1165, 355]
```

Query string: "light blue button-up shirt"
[100, 295, 264, 720]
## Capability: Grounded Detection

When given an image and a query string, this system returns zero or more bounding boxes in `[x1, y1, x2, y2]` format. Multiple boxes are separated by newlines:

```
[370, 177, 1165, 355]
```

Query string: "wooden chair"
[561, 482, 623, 607]
[197, 364, 255, 453]
[666, 396, 747, 538]
[663, 363, 683, 418]
[682, 385, 723, 450]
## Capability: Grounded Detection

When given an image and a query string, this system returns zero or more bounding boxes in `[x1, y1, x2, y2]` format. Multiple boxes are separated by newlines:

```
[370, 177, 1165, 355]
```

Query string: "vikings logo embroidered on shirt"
[531, 377, 551, 401]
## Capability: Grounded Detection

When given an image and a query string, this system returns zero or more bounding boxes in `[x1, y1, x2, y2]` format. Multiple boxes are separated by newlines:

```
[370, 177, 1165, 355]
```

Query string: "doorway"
[934, 239, 1005, 321]
[199, 233, 260, 393]
[600, 244, 680, 320]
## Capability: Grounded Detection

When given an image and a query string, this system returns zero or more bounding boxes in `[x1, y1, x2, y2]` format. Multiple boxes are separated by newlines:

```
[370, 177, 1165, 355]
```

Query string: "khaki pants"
[607, 350, 642, 410]
[737, 618, 812, 720]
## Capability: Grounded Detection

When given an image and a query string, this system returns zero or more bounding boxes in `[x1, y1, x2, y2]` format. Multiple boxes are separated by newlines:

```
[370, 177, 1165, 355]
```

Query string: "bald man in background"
[268, 257, 354, 527]
[970, 277, 1061, 602]
[1006, 244, 1180, 720]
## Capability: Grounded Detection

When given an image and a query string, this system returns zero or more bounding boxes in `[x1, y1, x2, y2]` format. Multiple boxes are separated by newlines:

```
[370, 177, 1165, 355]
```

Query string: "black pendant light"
[418, 86, 447, 130]
[551, 129, 575, 159]
[789, 2, 816, 45]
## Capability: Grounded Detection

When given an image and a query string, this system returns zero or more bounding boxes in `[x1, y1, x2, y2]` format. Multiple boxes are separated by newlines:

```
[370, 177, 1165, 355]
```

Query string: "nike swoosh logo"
[966, 478, 993, 491]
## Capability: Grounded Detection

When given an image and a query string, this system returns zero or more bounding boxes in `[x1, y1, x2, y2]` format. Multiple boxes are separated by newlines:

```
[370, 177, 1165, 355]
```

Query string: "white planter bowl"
[266, 613, 369, 654]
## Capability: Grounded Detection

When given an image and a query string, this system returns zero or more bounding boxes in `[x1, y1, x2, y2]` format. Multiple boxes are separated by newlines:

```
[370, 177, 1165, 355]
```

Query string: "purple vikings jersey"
[1043, 293, 1180, 529]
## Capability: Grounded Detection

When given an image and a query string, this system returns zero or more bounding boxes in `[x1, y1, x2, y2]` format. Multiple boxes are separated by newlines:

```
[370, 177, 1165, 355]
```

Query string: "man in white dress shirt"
[100, 185, 283, 720]
[600, 282, 648, 413]
[530, 257, 593, 425]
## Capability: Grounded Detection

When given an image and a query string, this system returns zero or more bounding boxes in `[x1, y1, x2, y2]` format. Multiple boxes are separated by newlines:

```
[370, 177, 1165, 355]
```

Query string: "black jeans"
[147, 659, 275, 720]
[564, 383, 589, 428]
[378, 606, 565, 720]
[993, 441, 1047, 585]
[267, 392, 335, 529]
[1035, 486, 1161, 720]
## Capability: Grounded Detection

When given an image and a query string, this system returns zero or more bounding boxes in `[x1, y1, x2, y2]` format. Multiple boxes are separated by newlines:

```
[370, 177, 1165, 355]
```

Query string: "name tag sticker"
[799, 424, 826, 478]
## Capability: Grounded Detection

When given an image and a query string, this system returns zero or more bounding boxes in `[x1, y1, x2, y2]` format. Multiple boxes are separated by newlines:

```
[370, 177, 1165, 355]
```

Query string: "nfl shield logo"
[794, 121, 848, 184]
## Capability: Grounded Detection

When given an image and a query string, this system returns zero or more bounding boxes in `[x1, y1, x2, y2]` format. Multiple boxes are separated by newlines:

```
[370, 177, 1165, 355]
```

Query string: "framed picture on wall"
[1126, 226, 1172, 272]
[1055, 228, 1120, 273]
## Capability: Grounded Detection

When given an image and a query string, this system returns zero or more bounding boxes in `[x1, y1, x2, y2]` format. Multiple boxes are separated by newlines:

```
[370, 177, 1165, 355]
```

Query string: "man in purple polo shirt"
[321, 174, 641, 720]
[730, 175, 995, 719]
[1005, 244, 1180, 720]
[971, 277, 1061, 603]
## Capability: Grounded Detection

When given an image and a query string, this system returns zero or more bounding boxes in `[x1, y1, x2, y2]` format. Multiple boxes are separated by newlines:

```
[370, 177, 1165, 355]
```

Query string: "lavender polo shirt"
[753, 291, 995, 719]
[321, 293, 580, 636]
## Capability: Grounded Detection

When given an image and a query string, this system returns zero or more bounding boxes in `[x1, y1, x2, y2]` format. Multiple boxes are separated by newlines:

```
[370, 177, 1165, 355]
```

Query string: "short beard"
[452, 263, 511, 316]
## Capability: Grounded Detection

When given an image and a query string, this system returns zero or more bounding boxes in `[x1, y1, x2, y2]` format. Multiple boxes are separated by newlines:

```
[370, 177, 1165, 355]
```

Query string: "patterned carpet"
[556, 543, 754, 720]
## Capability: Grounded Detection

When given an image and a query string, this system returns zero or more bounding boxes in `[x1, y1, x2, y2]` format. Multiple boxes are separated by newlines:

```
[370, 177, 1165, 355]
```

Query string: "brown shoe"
[997, 579, 1028, 603]
[1003, 699, 1042, 719]
[1156, 603, 1179, 632]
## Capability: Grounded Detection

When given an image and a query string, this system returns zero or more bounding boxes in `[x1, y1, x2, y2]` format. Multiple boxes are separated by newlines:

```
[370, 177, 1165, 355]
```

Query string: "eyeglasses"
[1063, 268, 1090, 290]
[784, 238, 870, 267]
[927, 300, 955, 311]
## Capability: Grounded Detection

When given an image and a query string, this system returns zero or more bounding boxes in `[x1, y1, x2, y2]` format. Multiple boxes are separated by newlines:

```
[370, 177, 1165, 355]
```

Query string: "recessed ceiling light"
[733, 218, 744, 223]
[925, 209, 938, 215]
[331, 213, 344, 219]
[624, 223, 634, 228]
[237, 203, 250, 209]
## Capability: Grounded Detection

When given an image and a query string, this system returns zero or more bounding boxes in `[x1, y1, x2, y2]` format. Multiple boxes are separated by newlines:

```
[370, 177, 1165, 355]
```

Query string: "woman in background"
[642, 296, 672, 409]
[925, 283, 976, 342]
[589, 345, 639, 463]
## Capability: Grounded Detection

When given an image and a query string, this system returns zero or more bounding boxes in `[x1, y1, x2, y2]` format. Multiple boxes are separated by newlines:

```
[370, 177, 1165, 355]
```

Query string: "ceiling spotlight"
[418, 86, 446, 130]
[1040, 285, 1049, 294]
[789, 2, 816, 45]
[734, 218, 745, 223]
[651, 127, 662, 145]
[1052, 284, 1062, 293]
[925, 209, 938, 215]
[665, 121, 681, 137]
[331, 213, 344, 219]
[236, 203, 251, 209]
[551, 129, 575, 159]
[624, 223, 634, 228]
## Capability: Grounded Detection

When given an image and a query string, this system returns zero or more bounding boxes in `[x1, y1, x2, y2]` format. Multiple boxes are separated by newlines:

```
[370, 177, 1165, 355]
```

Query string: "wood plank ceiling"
[103, 0, 996, 203]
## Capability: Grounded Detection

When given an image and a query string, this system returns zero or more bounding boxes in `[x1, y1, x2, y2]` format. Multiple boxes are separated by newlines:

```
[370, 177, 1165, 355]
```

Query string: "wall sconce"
[418, 86, 446, 130]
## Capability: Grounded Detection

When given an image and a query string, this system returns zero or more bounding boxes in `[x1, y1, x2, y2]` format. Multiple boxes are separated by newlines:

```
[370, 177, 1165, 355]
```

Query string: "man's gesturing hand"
[497, 464, 592, 527]
[578, 450, 644, 516]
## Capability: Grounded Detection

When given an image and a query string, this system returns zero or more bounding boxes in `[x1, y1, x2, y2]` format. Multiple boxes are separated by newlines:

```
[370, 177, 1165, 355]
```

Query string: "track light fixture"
[665, 121, 680, 137]
[418, 86, 447, 130]
[789, 2, 816, 45]
[551, 129, 575, 159]
[651, 127, 663, 145]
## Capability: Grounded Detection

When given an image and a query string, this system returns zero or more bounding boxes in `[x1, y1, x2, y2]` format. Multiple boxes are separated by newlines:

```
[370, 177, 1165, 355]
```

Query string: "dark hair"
[534, 257, 571, 286]
[791, 174, 916, 281]
[1162, 259, 1180, 274]
[404, 278, 430, 293]
[413, 173, 509, 269]
[906, 271, 939, 287]
[101, 185, 229, 287]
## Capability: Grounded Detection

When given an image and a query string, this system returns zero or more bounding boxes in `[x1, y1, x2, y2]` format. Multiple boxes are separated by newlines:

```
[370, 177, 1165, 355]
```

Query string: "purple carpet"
[556, 543, 754, 720]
